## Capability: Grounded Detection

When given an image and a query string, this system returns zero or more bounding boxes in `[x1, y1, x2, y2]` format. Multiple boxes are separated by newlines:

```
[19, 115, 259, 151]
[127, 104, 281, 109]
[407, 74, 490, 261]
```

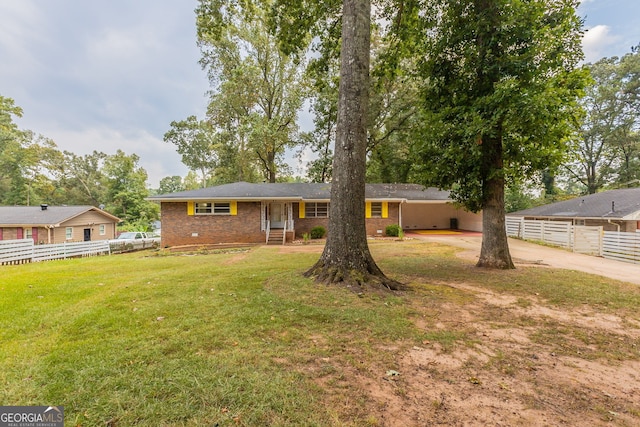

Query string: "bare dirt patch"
[274, 241, 640, 425]
[277, 243, 327, 253]
[221, 252, 249, 265]
[346, 282, 640, 426]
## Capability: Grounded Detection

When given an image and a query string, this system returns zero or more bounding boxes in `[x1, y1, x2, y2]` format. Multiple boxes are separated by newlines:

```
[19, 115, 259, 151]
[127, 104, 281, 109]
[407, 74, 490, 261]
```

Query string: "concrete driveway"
[406, 232, 640, 286]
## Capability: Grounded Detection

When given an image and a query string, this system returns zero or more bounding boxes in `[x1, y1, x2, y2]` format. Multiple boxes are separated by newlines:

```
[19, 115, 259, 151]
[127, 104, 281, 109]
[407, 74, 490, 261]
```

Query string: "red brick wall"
[293, 202, 330, 238]
[160, 201, 403, 247]
[1, 227, 18, 240]
[292, 202, 400, 239]
[584, 219, 635, 232]
[365, 202, 400, 236]
[0, 227, 46, 243]
[161, 202, 264, 246]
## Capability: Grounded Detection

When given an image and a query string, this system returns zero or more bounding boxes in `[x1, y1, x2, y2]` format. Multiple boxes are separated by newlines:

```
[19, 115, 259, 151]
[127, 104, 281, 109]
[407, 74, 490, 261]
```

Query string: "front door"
[269, 203, 285, 229]
[83, 228, 91, 241]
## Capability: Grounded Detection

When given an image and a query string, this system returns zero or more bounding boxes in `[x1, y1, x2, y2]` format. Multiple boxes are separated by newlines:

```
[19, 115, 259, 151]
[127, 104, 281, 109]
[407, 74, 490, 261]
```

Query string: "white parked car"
[109, 232, 161, 252]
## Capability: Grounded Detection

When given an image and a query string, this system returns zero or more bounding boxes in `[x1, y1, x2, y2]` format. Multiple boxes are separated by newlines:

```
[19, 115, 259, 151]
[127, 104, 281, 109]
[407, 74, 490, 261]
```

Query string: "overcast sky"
[1, 0, 639, 188]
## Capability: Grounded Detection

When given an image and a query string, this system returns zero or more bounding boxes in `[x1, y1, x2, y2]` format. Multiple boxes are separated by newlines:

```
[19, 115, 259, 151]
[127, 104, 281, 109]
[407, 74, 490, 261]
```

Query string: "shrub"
[310, 226, 326, 239]
[385, 224, 401, 237]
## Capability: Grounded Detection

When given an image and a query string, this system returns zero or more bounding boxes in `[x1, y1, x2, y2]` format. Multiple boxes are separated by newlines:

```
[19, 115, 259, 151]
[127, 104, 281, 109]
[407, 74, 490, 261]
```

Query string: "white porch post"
[261, 202, 267, 231]
[287, 203, 294, 230]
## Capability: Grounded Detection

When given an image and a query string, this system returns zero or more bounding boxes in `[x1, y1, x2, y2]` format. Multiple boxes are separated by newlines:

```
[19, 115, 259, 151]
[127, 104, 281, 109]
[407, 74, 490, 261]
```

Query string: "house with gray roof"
[507, 188, 640, 232]
[0, 205, 121, 244]
[148, 182, 483, 246]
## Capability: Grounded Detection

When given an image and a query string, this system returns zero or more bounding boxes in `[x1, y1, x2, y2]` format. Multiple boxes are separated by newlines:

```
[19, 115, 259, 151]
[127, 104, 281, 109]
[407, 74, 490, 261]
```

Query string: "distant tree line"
[504, 46, 640, 212]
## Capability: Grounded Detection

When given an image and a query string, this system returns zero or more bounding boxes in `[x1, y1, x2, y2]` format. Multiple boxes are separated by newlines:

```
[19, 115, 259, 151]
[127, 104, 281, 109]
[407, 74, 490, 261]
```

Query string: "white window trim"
[195, 201, 232, 215]
[370, 202, 383, 218]
[65, 227, 73, 240]
[99, 224, 106, 235]
[305, 202, 329, 218]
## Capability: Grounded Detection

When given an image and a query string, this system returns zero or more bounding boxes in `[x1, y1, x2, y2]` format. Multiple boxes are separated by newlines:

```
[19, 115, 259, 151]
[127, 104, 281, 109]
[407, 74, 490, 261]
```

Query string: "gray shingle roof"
[149, 182, 451, 202]
[508, 188, 640, 219]
[0, 205, 120, 226]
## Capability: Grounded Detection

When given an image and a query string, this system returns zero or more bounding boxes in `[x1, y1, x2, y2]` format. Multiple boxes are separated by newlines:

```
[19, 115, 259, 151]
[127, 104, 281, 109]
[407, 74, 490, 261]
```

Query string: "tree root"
[304, 262, 405, 292]
[476, 256, 515, 269]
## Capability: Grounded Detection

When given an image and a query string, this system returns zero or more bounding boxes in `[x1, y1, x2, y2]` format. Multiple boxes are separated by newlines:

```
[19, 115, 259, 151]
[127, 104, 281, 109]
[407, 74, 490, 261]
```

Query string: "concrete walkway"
[406, 232, 640, 286]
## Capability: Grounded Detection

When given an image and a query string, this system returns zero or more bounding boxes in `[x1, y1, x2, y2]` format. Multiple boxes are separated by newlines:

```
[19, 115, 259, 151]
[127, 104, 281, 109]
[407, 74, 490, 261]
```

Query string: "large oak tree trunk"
[477, 132, 514, 269]
[474, 0, 514, 269]
[305, 0, 401, 290]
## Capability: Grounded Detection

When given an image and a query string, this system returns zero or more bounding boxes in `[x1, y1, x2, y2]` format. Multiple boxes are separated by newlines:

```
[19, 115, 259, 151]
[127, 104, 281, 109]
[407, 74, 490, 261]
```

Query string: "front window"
[25, 228, 32, 239]
[99, 224, 106, 235]
[370, 202, 383, 218]
[195, 202, 231, 215]
[305, 202, 329, 218]
[65, 227, 73, 240]
[213, 203, 231, 214]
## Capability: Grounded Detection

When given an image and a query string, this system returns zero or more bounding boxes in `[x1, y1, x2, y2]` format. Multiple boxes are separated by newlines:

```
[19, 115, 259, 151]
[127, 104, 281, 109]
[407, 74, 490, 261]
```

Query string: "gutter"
[607, 219, 621, 232]
[147, 196, 304, 202]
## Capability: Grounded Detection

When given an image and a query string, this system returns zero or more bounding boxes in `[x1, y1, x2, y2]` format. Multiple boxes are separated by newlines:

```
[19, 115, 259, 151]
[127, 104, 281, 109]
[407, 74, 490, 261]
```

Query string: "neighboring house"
[148, 182, 483, 247]
[0, 205, 121, 244]
[507, 188, 640, 232]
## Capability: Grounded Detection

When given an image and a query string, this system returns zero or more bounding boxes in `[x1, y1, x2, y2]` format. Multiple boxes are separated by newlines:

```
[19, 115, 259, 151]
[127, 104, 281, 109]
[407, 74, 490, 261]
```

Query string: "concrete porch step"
[266, 230, 285, 245]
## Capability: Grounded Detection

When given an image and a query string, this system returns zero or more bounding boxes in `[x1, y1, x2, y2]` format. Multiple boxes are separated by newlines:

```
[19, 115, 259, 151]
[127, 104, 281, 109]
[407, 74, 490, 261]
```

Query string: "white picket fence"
[506, 217, 640, 264]
[0, 239, 111, 265]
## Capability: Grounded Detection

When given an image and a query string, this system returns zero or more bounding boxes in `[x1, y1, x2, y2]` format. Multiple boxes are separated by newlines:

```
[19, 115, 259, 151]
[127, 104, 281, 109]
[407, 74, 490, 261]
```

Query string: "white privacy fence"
[506, 217, 640, 264]
[0, 239, 111, 265]
[602, 232, 640, 264]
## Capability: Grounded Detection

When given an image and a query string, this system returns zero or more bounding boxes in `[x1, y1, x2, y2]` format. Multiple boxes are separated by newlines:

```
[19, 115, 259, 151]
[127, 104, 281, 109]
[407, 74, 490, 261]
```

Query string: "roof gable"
[509, 188, 640, 219]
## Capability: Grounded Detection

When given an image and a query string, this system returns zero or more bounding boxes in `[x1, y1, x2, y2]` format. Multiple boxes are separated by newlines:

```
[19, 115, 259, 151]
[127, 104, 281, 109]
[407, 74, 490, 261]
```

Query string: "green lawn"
[1, 242, 639, 426]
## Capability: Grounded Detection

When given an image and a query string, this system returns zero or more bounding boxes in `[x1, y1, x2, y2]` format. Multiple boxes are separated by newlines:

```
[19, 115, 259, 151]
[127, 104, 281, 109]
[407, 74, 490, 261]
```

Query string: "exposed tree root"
[304, 261, 405, 292]
[476, 256, 515, 269]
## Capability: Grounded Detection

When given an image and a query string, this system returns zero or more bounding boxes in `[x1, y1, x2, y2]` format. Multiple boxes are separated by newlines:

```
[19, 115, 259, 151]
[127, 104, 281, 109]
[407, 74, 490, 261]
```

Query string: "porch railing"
[264, 218, 295, 245]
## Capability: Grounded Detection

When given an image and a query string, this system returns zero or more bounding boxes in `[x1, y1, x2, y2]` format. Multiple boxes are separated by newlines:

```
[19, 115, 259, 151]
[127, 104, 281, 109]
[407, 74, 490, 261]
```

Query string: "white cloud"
[1, 0, 208, 189]
[582, 25, 621, 63]
[0, 1, 48, 81]
[86, 28, 154, 65]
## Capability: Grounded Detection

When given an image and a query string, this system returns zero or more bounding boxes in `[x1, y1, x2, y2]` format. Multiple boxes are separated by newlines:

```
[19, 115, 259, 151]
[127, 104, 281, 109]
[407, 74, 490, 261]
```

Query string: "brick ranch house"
[149, 182, 483, 247]
[0, 205, 121, 244]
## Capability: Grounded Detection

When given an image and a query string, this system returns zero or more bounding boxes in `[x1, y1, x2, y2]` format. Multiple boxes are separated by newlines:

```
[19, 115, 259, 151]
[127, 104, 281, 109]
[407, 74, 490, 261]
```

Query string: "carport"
[400, 201, 483, 232]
